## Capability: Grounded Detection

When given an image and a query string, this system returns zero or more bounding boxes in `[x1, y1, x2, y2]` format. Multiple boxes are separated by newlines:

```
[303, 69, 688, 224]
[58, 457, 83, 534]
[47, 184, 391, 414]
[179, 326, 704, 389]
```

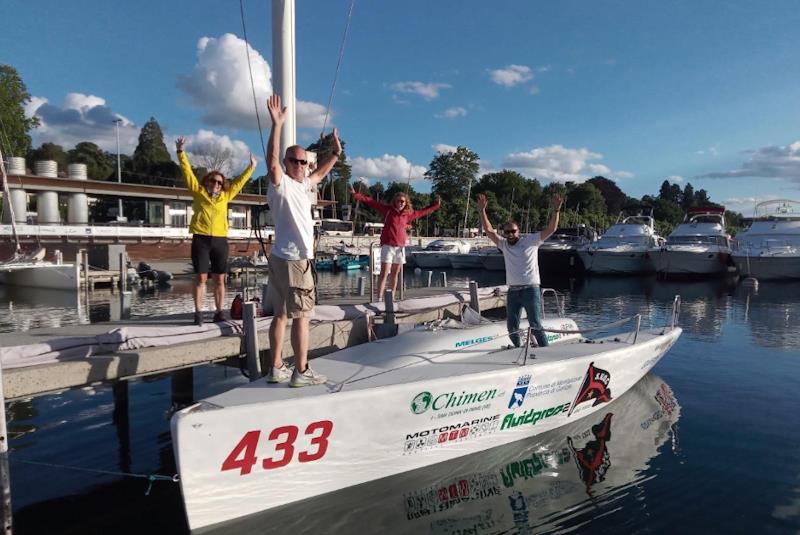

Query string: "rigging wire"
[239, 0, 269, 196]
[321, 0, 356, 137]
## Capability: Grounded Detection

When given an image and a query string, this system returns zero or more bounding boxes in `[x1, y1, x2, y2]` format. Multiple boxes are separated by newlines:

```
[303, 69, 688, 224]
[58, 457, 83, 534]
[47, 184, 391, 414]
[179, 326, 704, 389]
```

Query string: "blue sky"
[3, 0, 800, 215]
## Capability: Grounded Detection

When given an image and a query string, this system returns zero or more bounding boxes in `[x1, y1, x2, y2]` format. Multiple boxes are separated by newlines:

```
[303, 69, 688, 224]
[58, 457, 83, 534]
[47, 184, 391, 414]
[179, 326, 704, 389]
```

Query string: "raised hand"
[331, 127, 342, 156]
[267, 94, 286, 125]
[349, 183, 356, 196]
[249, 153, 257, 168]
[477, 193, 488, 211]
[176, 136, 186, 151]
[550, 193, 564, 211]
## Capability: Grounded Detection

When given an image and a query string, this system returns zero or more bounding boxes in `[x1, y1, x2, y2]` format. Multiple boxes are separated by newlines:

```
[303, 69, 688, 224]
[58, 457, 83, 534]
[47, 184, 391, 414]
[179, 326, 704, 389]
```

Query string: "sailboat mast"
[272, 0, 297, 157]
[0, 148, 21, 255]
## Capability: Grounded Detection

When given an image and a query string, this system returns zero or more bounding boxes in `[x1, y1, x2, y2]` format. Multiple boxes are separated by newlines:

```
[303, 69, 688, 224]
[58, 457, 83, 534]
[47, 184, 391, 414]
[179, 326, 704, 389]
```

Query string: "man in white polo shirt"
[477, 192, 563, 348]
[266, 94, 342, 387]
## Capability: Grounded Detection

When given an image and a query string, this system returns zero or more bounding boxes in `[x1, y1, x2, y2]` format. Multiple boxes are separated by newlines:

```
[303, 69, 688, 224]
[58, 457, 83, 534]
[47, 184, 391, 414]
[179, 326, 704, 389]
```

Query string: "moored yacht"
[538, 224, 596, 276]
[732, 199, 800, 280]
[411, 239, 471, 269]
[577, 215, 664, 275]
[653, 207, 734, 277]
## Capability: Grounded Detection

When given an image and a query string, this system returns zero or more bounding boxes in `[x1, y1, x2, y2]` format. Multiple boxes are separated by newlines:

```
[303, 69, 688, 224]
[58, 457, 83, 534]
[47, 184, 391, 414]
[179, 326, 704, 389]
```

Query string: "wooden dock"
[1, 287, 507, 400]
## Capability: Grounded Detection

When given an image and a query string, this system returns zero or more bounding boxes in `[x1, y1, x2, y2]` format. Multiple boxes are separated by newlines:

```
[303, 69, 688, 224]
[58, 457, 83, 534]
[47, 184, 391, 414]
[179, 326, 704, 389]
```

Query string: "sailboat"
[0, 150, 80, 290]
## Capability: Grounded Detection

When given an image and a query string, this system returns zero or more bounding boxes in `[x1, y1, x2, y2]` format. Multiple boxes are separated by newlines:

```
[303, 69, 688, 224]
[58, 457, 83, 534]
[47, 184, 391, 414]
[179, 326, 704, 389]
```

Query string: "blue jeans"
[506, 286, 548, 347]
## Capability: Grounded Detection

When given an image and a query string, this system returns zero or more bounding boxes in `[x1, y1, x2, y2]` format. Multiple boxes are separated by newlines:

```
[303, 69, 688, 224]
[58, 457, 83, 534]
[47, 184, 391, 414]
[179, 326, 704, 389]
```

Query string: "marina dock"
[1, 286, 508, 400]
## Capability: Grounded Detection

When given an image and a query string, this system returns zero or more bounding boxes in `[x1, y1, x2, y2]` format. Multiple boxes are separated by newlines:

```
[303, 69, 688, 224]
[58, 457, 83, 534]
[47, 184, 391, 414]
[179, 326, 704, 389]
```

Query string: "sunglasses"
[208, 180, 224, 187]
[287, 157, 308, 166]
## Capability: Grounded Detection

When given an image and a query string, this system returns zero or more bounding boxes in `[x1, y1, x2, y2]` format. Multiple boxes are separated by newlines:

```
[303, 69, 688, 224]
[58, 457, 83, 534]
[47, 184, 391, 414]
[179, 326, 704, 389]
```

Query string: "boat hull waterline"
[171, 322, 681, 531]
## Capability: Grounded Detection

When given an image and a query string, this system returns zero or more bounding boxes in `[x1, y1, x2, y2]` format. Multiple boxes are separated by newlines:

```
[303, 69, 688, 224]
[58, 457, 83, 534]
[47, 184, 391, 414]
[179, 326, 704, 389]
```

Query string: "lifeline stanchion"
[243, 302, 262, 380]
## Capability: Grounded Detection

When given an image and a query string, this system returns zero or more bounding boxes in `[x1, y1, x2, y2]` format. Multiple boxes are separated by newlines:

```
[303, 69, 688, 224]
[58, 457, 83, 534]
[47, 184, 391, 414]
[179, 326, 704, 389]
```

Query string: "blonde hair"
[392, 192, 413, 212]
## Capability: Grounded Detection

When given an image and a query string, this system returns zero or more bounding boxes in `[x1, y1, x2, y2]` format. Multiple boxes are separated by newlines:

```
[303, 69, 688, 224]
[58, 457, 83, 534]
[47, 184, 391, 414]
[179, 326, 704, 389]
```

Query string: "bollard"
[243, 302, 262, 380]
[120, 291, 132, 320]
[82, 249, 90, 291]
[469, 280, 480, 314]
[425, 270, 433, 287]
[384, 289, 395, 325]
[398, 269, 404, 300]
[440, 272, 447, 287]
[357, 276, 365, 296]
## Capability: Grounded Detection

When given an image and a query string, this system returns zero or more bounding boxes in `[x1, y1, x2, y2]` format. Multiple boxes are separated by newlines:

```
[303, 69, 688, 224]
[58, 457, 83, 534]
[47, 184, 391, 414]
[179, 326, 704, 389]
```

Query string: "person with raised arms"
[476, 192, 563, 348]
[265, 94, 342, 387]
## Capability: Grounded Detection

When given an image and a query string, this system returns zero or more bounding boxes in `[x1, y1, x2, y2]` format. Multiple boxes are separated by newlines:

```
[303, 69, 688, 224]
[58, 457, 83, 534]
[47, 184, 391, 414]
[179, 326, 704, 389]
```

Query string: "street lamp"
[113, 118, 123, 221]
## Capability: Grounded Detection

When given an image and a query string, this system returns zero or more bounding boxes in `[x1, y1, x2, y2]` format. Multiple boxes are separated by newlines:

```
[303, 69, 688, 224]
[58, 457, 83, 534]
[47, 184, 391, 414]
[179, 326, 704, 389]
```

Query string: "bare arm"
[267, 95, 285, 187]
[309, 128, 342, 186]
[227, 153, 257, 198]
[540, 193, 564, 241]
[477, 193, 500, 245]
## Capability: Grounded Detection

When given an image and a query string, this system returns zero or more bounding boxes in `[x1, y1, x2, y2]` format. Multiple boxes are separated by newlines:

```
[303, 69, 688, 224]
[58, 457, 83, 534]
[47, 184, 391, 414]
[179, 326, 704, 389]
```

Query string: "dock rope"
[14, 459, 179, 496]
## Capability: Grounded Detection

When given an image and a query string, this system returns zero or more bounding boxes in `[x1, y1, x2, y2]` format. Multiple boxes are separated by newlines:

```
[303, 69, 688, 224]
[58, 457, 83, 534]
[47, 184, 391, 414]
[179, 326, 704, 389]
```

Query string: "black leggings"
[191, 235, 229, 274]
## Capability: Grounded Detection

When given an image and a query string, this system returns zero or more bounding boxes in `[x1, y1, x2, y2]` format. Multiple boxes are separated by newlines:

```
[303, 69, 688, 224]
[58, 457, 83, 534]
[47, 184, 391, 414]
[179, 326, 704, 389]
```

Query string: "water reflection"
[736, 282, 800, 349]
[204, 373, 680, 535]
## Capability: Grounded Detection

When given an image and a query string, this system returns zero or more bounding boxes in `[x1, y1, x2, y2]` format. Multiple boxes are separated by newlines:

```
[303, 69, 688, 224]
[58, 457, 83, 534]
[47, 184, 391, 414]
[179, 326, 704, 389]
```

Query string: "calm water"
[3, 270, 800, 534]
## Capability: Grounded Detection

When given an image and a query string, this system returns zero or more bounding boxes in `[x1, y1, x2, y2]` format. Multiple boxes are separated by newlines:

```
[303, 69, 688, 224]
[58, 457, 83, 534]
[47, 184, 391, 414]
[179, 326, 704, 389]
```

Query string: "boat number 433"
[220, 420, 333, 475]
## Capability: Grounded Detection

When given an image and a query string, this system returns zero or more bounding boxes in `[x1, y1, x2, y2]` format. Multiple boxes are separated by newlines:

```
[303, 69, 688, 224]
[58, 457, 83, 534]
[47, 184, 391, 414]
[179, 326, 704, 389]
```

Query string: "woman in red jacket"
[351, 185, 441, 300]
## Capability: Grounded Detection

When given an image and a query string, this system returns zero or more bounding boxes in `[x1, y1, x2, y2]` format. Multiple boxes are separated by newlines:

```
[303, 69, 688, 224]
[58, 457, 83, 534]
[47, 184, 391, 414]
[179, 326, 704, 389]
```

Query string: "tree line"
[1, 63, 743, 235]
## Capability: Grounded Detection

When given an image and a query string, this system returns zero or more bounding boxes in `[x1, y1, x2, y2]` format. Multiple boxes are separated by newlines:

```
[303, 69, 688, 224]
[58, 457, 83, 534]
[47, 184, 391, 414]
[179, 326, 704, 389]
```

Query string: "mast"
[272, 0, 297, 157]
[0, 148, 21, 256]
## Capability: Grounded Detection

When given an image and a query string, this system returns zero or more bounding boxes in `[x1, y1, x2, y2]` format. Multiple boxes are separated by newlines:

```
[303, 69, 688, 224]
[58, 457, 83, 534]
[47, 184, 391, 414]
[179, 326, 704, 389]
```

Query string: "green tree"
[681, 183, 695, 211]
[425, 146, 480, 232]
[586, 176, 628, 216]
[27, 142, 68, 172]
[68, 142, 116, 180]
[0, 65, 40, 157]
[308, 132, 352, 218]
[566, 182, 606, 220]
[693, 188, 711, 206]
[131, 117, 177, 185]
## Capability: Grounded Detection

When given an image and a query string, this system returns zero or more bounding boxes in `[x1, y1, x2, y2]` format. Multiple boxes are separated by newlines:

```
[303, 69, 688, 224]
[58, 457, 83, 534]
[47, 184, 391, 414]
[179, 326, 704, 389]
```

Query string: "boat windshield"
[666, 235, 728, 246]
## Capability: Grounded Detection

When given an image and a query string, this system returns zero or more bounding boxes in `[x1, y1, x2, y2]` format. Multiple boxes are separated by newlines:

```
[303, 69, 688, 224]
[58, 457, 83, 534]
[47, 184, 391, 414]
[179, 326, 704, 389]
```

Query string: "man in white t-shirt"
[477, 192, 563, 348]
[265, 94, 342, 387]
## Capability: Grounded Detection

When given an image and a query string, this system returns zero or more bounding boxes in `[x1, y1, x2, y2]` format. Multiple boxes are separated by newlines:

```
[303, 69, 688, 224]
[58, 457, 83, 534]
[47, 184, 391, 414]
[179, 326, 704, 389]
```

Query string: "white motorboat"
[539, 224, 596, 275]
[196, 372, 680, 535]
[732, 199, 800, 280]
[577, 215, 664, 275]
[412, 239, 471, 269]
[653, 207, 734, 277]
[449, 246, 498, 269]
[0, 248, 80, 291]
[480, 252, 506, 271]
[171, 298, 682, 531]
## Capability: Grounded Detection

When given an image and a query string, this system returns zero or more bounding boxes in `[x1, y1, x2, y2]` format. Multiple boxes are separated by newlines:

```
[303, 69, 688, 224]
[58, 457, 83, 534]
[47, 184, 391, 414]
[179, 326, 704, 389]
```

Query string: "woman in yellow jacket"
[176, 136, 256, 325]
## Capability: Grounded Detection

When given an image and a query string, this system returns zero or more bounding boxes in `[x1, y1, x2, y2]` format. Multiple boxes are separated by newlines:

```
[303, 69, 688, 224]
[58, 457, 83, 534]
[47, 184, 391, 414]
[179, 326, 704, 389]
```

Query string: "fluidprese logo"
[410, 388, 498, 414]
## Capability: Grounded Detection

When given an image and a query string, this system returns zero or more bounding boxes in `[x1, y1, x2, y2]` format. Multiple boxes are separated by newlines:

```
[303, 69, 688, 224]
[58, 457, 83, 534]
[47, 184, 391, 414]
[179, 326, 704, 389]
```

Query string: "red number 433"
[221, 420, 333, 475]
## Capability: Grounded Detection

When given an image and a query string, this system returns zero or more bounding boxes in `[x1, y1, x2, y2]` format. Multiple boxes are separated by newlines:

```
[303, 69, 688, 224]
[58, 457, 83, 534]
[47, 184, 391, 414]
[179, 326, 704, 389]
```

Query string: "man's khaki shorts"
[268, 255, 315, 318]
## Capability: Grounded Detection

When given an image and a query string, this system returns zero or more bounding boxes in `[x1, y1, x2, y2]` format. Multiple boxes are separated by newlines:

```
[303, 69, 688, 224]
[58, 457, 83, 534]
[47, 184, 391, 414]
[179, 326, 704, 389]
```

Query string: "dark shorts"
[191, 235, 229, 274]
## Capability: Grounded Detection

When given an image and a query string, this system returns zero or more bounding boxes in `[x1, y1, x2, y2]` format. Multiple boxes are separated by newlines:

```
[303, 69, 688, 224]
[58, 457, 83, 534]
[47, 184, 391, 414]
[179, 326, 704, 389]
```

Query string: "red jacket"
[353, 192, 440, 247]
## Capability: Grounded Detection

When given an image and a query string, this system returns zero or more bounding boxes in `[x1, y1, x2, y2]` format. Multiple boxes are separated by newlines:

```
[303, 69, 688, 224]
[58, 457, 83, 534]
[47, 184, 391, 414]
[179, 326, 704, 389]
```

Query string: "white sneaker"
[289, 366, 327, 388]
[266, 363, 292, 384]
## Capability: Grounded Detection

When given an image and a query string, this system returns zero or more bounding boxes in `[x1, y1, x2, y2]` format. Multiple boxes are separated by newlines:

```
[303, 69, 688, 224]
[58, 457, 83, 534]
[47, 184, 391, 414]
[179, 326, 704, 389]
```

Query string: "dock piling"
[243, 302, 262, 380]
[440, 272, 447, 287]
[425, 270, 433, 287]
[469, 281, 480, 314]
[384, 290, 395, 325]
[357, 276, 365, 296]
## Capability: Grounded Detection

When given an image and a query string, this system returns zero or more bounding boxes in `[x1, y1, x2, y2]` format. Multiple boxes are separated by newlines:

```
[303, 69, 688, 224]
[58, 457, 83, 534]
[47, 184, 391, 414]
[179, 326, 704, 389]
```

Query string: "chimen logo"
[568, 361, 612, 417]
[410, 388, 499, 414]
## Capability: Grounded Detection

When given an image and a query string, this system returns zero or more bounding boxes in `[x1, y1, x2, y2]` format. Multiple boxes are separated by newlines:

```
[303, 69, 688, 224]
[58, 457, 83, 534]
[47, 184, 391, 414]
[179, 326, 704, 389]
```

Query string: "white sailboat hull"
[0, 262, 80, 290]
[171, 317, 680, 531]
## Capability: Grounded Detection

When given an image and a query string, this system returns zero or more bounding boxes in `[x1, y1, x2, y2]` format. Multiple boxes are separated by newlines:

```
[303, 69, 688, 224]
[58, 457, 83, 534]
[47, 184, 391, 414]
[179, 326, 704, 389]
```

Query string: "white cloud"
[617, 170, 634, 179]
[489, 65, 533, 87]
[177, 33, 327, 129]
[696, 145, 719, 156]
[350, 154, 427, 182]
[25, 93, 138, 153]
[432, 144, 457, 154]
[169, 129, 256, 174]
[434, 106, 467, 119]
[667, 175, 684, 183]
[698, 141, 800, 183]
[503, 144, 614, 182]
[390, 81, 451, 100]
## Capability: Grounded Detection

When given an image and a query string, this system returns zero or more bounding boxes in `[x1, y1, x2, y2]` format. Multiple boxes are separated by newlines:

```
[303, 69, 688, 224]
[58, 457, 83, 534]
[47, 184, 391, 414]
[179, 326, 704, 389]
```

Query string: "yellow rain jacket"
[179, 151, 254, 237]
